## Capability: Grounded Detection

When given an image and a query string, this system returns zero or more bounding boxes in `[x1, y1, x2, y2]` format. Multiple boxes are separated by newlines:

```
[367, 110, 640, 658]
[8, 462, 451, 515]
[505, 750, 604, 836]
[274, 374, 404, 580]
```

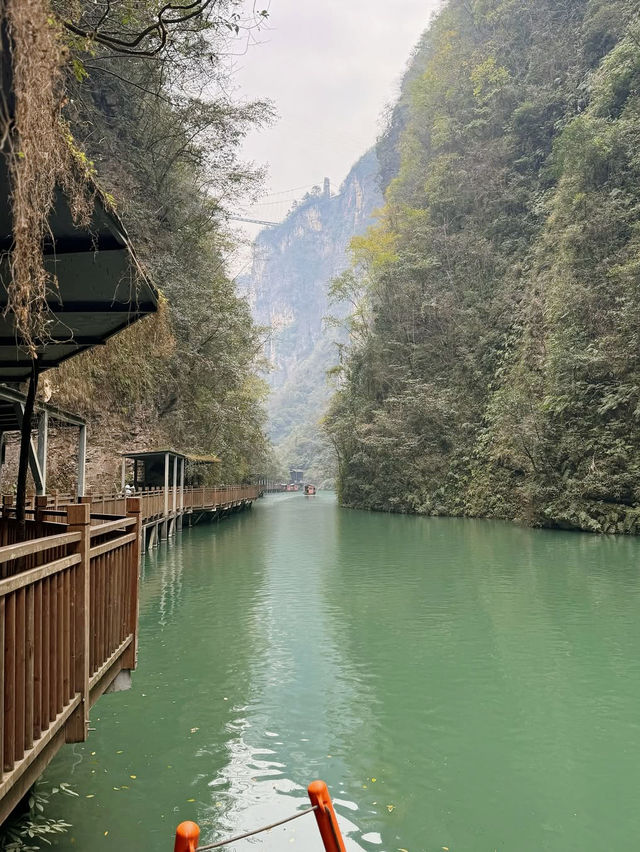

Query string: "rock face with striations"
[243, 149, 382, 483]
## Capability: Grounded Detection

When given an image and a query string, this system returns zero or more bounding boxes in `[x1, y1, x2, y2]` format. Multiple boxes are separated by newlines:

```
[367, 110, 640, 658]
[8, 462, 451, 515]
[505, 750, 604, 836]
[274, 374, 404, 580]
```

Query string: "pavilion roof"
[122, 450, 220, 464]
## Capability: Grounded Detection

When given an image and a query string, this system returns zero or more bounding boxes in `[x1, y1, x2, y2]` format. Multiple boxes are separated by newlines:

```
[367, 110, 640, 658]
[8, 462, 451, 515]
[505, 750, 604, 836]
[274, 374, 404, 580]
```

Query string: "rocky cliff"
[244, 149, 382, 483]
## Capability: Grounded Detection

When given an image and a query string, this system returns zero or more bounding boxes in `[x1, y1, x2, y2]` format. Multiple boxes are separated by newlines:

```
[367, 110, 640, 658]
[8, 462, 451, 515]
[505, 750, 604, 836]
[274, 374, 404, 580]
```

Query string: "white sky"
[229, 0, 441, 232]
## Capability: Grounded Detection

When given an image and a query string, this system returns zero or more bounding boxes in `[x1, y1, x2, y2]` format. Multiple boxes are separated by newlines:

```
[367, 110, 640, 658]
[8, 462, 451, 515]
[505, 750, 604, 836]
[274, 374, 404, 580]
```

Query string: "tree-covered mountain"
[244, 150, 382, 484]
[326, 0, 640, 533]
[14, 0, 278, 490]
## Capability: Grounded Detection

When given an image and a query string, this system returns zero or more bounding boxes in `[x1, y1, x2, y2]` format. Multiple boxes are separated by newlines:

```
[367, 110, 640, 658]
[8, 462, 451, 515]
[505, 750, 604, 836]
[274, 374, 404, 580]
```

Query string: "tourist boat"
[304, 483, 317, 495]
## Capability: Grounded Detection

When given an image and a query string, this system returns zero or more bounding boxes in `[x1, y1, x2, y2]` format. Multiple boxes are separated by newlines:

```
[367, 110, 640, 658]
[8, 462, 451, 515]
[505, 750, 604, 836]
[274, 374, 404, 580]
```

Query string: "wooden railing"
[88, 513, 139, 686]
[0, 499, 141, 825]
[182, 485, 257, 512]
[0, 529, 82, 777]
[13, 484, 258, 528]
[84, 485, 257, 524]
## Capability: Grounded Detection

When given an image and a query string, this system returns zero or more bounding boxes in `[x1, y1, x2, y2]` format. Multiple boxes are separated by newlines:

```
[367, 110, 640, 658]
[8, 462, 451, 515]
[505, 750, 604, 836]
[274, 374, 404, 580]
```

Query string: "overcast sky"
[230, 0, 441, 228]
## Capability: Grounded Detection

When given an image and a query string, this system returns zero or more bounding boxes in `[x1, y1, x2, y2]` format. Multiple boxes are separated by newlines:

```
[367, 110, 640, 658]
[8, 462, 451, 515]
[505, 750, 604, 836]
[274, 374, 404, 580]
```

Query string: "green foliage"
[47, 1, 275, 485]
[326, 0, 640, 533]
[0, 783, 77, 850]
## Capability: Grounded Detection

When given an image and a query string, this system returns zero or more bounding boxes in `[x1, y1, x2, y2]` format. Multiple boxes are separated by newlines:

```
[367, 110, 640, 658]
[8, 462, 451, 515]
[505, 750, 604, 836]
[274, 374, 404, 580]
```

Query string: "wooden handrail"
[0, 554, 82, 597]
[0, 500, 143, 818]
[0, 532, 82, 564]
[90, 532, 137, 559]
[89, 517, 136, 538]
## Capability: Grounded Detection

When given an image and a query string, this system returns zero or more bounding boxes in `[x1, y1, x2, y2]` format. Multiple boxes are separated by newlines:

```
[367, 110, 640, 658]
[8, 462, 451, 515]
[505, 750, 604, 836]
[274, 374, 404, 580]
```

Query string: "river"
[45, 491, 640, 850]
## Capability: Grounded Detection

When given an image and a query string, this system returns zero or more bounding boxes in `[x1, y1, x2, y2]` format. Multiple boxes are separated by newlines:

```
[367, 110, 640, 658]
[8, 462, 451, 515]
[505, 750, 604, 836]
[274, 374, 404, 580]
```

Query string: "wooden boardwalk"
[0, 499, 141, 824]
[0, 483, 258, 825]
[39, 485, 259, 551]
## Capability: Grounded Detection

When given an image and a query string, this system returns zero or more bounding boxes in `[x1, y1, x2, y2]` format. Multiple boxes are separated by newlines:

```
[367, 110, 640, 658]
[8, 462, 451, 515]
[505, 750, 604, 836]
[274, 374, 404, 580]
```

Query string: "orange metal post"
[307, 780, 347, 852]
[174, 821, 200, 852]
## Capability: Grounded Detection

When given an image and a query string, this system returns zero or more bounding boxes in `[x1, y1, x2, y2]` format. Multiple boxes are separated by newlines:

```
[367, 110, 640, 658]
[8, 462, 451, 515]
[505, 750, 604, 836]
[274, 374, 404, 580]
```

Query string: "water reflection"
[194, 494, 368, 850]
[326, 509, 640, 851]
[43, 495, 640, 852]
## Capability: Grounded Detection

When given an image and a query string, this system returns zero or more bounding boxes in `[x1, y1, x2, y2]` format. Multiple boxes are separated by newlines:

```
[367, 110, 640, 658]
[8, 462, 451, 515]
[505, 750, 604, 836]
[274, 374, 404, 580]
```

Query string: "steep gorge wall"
[244, 150, 382, 482]
[327, 0, 640, 534]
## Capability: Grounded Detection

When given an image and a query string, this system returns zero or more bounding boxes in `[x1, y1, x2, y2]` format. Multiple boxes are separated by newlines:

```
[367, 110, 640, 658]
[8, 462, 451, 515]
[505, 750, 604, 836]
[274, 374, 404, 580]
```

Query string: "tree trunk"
[16, 360, 38, 532]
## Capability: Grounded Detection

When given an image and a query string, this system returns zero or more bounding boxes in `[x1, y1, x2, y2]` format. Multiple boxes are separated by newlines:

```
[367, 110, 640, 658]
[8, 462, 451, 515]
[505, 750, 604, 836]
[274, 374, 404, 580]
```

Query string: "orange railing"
[174, 780, 346, 852]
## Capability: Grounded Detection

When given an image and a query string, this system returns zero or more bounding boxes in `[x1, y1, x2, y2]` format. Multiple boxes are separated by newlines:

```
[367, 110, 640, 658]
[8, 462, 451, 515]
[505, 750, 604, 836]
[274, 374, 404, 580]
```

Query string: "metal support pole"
[179, 457, 185, 515]
[37, 410, 48, 495]
[77, 424, 87, 498]
[172, 454, 178, 517]
[162, 451, 169, 540]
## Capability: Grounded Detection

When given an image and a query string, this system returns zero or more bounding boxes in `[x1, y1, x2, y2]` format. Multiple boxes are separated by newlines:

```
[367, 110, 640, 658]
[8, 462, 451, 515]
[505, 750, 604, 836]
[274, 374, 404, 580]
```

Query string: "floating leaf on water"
[371, 778, 377, 783]
[104, 831, 109, 836]
[187, 798, 196, 802]
[387, 804, 395, 812]
[116, 750, 123, 754]
[130, 775, 137, 779]
[190, 727, 199, 733]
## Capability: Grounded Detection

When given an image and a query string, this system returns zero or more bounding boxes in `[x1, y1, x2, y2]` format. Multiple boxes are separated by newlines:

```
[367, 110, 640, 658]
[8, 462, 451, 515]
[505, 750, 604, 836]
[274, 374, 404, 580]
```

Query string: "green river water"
[44, 491, 640, 851]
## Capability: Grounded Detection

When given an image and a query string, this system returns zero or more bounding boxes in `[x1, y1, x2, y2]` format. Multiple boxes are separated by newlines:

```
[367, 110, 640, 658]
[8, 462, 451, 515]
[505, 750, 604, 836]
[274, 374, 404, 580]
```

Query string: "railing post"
[34, 494, 47, 526]
[307, 781, 347, 852]
[174, 821, 200, 852]
[123, 497, 142, 670]
[2, 495, 13, 519]
[65, 502, 91, 743]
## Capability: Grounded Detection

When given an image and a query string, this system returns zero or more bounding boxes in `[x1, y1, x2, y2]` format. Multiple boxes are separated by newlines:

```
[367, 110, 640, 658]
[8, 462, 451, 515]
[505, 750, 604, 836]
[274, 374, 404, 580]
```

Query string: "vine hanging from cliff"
[2, 0, 93, 355]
